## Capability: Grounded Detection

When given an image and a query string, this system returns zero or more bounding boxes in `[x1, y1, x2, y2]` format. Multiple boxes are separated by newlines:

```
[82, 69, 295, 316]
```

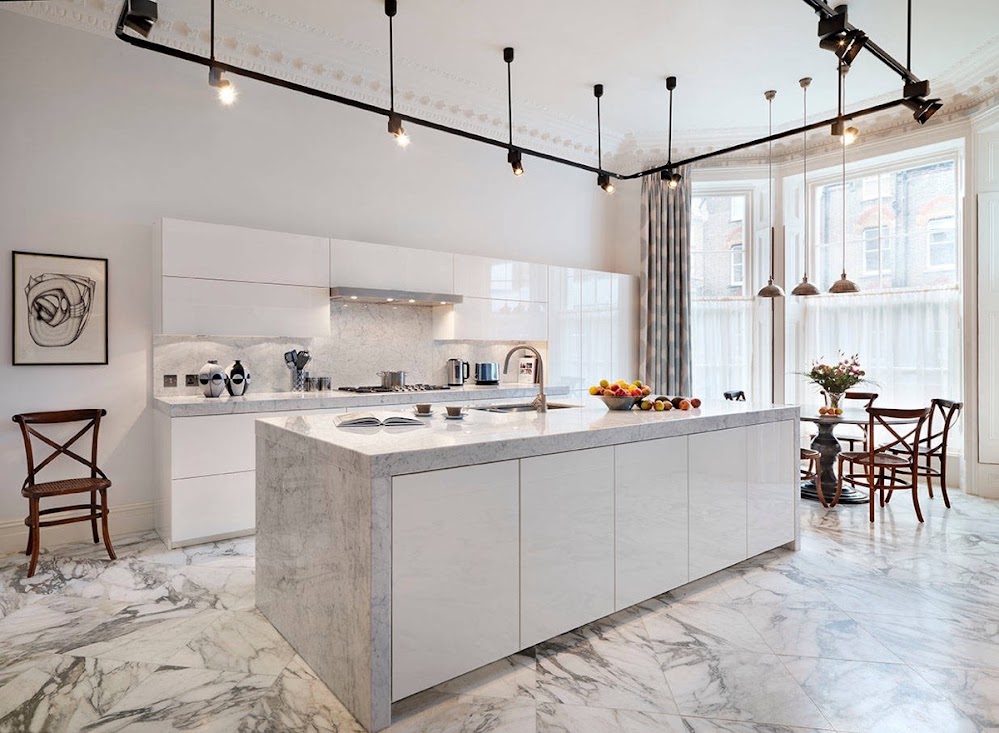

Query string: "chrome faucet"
[503, 345, 546, 413]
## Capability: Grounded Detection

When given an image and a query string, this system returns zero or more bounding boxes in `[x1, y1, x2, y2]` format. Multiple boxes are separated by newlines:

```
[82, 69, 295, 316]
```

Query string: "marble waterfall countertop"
[153, 383, 568, 417]
[256, 400, 800, 479]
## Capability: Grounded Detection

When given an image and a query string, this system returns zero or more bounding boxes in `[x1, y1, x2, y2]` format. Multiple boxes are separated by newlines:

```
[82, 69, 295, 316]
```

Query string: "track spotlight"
[123, 0, 158, 37]
[818, 8, 866, 66]
[209, 66, 237, 106]
[508, 148, 525, 177]
[387, 113, 410, 147]
[593, 84, 614, 194]
[843, 126, 859, 145]
[661, 76, 682, 190]
[839, 31, 867, 66]
[669, 172, 682, 189]
[903, 97, 943, 124]
[598, 173, 615, 194]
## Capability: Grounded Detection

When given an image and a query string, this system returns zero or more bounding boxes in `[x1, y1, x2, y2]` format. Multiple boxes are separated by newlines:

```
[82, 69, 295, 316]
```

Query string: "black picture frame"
[12, 251, 109, 366]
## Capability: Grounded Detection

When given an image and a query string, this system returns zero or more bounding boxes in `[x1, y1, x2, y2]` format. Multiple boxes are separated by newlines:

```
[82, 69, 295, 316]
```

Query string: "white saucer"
[413, 409, 434, 417]
[443, 413, 466, 420]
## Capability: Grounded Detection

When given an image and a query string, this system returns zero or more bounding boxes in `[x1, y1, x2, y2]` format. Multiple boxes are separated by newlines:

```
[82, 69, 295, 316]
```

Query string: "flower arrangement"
[804, 353, 867, 395]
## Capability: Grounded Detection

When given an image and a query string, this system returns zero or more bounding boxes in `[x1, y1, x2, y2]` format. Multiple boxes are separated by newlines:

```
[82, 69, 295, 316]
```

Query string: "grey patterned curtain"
[640, 168, 692, 396]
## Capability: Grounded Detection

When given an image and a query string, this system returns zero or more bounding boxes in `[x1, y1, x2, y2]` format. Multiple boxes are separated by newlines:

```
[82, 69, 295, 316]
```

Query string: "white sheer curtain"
[787, 287, 962, 410]
[691, 299, 754, 400]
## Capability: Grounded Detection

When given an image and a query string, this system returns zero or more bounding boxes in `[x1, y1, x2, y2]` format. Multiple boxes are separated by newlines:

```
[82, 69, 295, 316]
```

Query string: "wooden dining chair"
[888, 399, 962, 508]
[800, 448, 825, 507]
[833, 406, 931, 522]
[824, 391, 878, 450]
[12, 409, 116, 577]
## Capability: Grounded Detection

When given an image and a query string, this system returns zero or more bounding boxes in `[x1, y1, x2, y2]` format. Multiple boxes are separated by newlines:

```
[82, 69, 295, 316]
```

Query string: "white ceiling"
[7, 0, 999, 166]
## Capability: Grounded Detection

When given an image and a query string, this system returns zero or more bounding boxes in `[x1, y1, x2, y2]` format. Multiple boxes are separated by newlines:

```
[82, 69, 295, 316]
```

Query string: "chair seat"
[22, 477, 111, 498]
[800, 448, 820, 459]
[842, 452, 910, 468]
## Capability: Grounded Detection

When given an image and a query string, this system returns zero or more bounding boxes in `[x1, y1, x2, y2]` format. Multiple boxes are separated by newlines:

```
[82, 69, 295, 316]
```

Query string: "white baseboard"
[0, 501, 155, 557]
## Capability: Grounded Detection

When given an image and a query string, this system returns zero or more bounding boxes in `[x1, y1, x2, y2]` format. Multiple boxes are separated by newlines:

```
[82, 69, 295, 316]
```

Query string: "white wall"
[0, 13, 631, 539]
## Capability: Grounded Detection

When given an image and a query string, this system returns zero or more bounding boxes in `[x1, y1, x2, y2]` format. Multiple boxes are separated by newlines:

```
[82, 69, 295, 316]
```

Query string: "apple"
[835, 407, 844, 415]
[662, 400, 673, 410]
[641, 386, 652, 396]
[653, 401, 665, 411]
[690, 397, 701, 408]
[633, 380, 643, 388]
[679, 399, 691, 410]
[630, 388, 642, 397]
[818, 406, 828, 415]
[589, 386, 600, 395]
[640, 400, 653, 411]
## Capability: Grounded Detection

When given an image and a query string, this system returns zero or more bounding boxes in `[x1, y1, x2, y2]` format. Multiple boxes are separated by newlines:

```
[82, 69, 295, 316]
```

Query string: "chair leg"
[911, 481, 924, 523]
[939, 456, 951, 509]
[813, 458, 828, 508]
[868, 464, 876, 523]
[27, 498, 40, 577]
[834, 456, 845, 506]
[99, 489, 116, 561]
[24, 522, 33, 557]
[90, 489, 99, 544]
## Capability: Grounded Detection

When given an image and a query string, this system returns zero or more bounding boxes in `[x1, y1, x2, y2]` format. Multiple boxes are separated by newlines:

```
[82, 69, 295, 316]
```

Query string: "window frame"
[926, 215, 957, 272]
[729, 243, 745, 288]
[689, 187, 755, 299]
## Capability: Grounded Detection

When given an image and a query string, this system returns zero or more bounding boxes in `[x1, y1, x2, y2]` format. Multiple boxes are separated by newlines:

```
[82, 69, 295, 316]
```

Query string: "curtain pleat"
[640, 169, 692, 396]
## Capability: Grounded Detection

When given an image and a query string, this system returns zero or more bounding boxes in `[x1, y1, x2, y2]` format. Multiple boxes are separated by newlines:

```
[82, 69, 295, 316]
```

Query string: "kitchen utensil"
[295, 351, 311, 370]
[473, 362, 499, 385]
[319, 377, 332, 391]
[292, 370, 308, 392]
[377, 370, 407, 389]
[284, 350, 297, 368]
[447, 358, 470, 387]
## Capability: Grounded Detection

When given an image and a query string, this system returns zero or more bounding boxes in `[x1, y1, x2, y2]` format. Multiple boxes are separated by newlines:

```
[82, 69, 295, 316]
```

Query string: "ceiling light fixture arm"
[595, 83, 604, 171]
[386, 0, 396, 112]
[504, 46, 514, 148]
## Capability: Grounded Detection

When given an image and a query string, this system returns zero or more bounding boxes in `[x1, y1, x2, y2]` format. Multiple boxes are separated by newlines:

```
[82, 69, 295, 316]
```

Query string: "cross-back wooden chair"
[823, 391, 879, 451]
[888, 398, 963, 508]
[833, 406, 931, 522]
[12, 409, 116, 577]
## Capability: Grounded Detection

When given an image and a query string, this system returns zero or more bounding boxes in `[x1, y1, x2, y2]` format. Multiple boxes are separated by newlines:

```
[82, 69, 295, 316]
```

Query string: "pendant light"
[758, 89, 785, 298]
[594, 84, 614, 193]
[791, 78, 820, 297]
[661, 77, 682, 189]
[504, 47, 524, 176]
[829, 62, 860, 294]
[385, 0, 409, 147]
[207, 0, 236, 105]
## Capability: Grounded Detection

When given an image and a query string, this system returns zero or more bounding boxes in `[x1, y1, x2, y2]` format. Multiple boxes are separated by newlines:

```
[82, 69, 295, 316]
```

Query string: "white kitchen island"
[255, 400, 800, 732]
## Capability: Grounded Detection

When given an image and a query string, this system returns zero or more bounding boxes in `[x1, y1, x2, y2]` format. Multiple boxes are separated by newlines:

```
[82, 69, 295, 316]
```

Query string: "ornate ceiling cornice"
[4, 0, 998, 173]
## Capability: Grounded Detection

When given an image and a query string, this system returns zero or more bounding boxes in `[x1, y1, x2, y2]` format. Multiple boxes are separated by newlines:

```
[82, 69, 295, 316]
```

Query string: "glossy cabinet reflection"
[453, 254, 548, 302]
[331, 239, 454, 294]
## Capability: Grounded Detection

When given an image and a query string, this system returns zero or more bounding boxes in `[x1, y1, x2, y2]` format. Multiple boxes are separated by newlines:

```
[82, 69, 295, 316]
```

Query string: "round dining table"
[799, 408, 921, 504]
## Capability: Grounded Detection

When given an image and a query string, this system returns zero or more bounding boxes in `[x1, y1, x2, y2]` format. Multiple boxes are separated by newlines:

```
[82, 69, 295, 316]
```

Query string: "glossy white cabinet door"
[171, 470, 256, 545]
[747, 420, 797, 556]
[547, 267, 583, 394]
[615, 438, 689, 609]
[611, 273, 640, 382]
[688, 426, 748, 580]
[581, 270, 614, 386]
[392, 461, 520, 701]
[453, 254, 548, 302]
[160, 218, 330, 288]
[520, 447, 615, 648]
[330, 239, 454, 294]
[432, 297, 547, 341]
[161, 277, 330, 337]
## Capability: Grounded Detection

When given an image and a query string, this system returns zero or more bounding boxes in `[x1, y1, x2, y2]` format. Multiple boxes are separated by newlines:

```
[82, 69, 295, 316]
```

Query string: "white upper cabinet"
[159, 218, 330, 288]
[433, 298, 547, 342]
[454, 254, 547, 302]
[331, 239, 454, 294]
[611, 273, 639, 381]
[547, 267, 583, 395]
[581, 269, 614, 386]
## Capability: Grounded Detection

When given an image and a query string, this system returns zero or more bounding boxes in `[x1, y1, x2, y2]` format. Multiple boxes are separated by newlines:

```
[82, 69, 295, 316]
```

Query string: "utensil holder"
[292, 369, 308, 392]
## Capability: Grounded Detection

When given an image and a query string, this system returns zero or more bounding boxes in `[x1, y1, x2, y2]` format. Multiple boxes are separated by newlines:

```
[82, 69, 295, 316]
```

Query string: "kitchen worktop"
[153, 383, 568, 417]
[256, 400, 800, 478]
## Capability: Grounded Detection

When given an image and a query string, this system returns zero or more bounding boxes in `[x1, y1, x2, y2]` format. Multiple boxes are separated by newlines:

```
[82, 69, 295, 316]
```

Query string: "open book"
[334, 412, 426, 428]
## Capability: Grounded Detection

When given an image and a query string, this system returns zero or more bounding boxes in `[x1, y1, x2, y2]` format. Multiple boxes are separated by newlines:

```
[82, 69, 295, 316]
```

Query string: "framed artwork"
[12, 251, 108, 366]
[517, 355, 537, 385]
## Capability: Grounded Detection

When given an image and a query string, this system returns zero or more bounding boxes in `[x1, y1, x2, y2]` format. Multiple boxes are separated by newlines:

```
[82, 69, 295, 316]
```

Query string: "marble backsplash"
[153, 302, 546, 396]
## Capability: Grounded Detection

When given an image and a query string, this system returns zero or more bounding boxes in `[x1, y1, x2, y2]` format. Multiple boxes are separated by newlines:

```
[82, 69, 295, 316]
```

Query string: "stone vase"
[199, 360, 227, 398]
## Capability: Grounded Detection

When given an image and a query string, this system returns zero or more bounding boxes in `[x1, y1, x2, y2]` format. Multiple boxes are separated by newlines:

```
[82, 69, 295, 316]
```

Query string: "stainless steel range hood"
[329, 287, 463, 307]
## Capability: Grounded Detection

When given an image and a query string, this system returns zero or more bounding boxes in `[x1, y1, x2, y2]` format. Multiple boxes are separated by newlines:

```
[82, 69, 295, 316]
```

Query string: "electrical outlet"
[163, 374, 178, 388]
[186, 374, 199, 387]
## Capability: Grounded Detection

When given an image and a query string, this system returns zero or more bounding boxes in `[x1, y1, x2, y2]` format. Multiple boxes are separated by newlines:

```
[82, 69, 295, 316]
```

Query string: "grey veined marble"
[3, 490, 999, 731]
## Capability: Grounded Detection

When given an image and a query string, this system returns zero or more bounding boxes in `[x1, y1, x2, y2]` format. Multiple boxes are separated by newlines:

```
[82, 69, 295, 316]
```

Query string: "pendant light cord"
[906, 0, 912, 71]
[667, 89, 673, 167]
[841, 65, 848, 279]
[802, 83, 809, 280]
[597, 94, 603, 171]
[768, 92, 775, 283]
[388, 14, 395, 111]
[210, 0, 215, 61]
[507, 61, 513, 147]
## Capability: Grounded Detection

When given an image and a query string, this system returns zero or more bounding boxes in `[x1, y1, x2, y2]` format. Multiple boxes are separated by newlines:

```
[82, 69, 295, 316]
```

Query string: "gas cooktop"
[337, 384, 451, 393]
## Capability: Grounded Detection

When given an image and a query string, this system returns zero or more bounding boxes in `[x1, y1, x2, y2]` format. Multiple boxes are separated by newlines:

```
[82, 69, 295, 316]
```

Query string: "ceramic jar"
[198, 360, 227, 398]
[225, 359, 250, 396]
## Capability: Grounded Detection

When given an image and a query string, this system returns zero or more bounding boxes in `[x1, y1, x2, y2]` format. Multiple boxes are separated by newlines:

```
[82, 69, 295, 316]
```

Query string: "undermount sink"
[470, 403, 579, 413]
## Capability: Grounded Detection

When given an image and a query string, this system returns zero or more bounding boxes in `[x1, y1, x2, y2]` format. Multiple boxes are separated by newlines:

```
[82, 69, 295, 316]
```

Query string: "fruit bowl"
[596, 394, 638, 411]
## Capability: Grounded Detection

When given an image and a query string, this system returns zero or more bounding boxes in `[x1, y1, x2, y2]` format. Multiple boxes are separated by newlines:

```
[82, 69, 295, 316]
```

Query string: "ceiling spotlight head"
[384, 0, 397, 17]
[839, 31, 867, 66]
[800, 77, 813, 89]
[904, 97, 943, 124]
[843, 126, 859, 144]
[791, 277, 821, 297]
[503, 47, 515, 64]
[757, 279, 786, 299]
[124, 0, 158, 38]
[597, 173, 615, 194]
[388, 113, 409, 147]
[829, 273, 860, 294]
[665, 76, 677, 91]
[209, 67, 236, 105]
[669, 172, 682, 190]
[831, 118, 845, 137]
[508, 148, 524, 177]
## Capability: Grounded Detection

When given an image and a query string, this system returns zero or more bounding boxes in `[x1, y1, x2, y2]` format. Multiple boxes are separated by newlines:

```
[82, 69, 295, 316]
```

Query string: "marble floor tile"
[166, 608, 297, 676]
[81, 666, 276, 732]
[784, 655, 980, 733]
[854, 612, 999, 670]
[387, 690, 536, 733]
[639, 598, 771, 657]
[912, 664, 999, 730]
[658, 647, 831, 729]
[536, 702, 686, 733]
[434, 653, 536, 700]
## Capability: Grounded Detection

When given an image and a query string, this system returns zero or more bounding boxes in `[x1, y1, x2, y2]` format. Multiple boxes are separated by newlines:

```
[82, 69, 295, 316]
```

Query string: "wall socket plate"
[163, 374, 178, 388]
[185, 375, 199, 387]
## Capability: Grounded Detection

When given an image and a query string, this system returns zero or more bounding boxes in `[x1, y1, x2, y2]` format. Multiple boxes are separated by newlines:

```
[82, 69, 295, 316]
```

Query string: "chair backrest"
[724, 390, 746, 401]
[866, 406, 930, 464]
[845, 391, 878, 407]
[11, 409, 108, 491]
[925, 398, 963, 454]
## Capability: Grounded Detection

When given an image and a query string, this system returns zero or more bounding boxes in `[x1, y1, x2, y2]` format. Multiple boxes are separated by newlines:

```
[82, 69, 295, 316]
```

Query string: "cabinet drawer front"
[392, 461, 520, 701]
[520, 447, 615, 648]
[171, 471, 255, 545]
[747, 420, 797, 556]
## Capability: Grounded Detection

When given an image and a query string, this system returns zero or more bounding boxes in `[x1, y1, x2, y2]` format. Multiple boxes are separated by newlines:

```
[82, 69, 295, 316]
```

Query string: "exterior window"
[730, 197, 743, 222]
[862, 226, 890, 275]
[928, 216, 956, 269]
[861, 176, 878, 201]
[730, 244, 744, 287]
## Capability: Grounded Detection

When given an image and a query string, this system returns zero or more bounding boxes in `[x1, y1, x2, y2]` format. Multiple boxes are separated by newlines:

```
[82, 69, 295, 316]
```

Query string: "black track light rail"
[113, 0, 927, 182]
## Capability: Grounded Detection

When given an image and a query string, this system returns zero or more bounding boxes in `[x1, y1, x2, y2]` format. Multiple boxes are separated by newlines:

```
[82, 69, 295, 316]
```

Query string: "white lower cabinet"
[520, 447, 615, 648]
[391, 461, 520, 701]
[747, 420, 797, 556]
[171, 471, 256, 545]
[615, 438, 689, 610]
[688, 427, 749, 580]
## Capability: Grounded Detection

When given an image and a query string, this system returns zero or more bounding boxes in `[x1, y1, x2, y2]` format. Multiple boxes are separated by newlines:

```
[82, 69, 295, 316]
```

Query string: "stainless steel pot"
[377, 370, 406, 389]
[474, 362, 499, 385]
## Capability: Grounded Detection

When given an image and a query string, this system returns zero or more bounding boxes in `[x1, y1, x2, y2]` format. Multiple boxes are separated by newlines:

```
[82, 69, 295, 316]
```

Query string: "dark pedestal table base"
[801, 420, 869, 505]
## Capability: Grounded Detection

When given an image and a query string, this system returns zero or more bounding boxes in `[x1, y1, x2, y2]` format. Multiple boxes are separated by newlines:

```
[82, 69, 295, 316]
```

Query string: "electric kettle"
[447, 359, 470, 386]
